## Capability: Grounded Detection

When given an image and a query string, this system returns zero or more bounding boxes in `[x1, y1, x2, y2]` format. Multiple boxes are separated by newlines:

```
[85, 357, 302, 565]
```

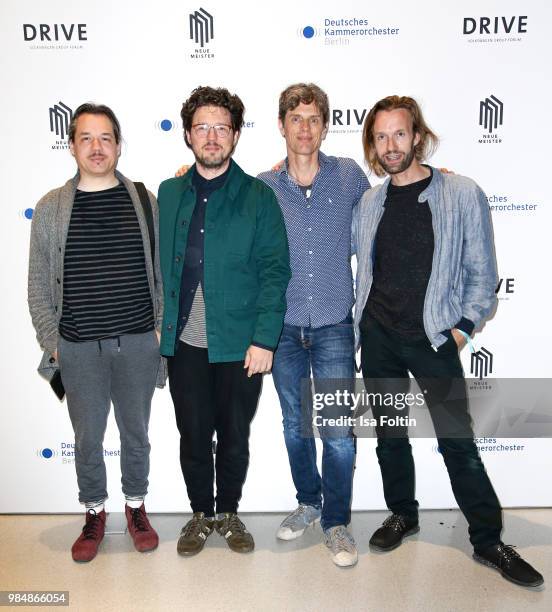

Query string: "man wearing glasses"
[157, 86, 290, 556]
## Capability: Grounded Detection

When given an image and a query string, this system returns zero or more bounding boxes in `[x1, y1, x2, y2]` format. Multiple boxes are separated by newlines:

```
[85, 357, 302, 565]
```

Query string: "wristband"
[456, 329, 475, 353]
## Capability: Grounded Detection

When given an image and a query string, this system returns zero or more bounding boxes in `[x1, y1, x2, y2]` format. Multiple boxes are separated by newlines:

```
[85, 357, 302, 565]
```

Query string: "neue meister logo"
[479, 95, 503, 134]
[49, 101, 73, 140]
[470, 347, 494, 380]
[189, 7, 214, 47]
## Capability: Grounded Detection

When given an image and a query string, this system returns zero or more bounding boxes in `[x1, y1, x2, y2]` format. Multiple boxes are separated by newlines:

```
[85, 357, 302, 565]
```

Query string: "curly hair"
[362, 95, 439, 177]
[181, 86, 245, 148]
[278, 83, 330, 126]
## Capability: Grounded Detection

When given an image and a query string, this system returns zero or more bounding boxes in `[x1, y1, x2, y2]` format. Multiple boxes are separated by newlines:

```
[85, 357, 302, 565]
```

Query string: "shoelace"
[220, 514, 246, 535]
[82, 510, 103, 540]
[130, 507, 148, 532]
[496, 544, 520, 566]
[281, 505, 309, 528]
[383, 514, 407, 532]
[331, 527, 355, 553]
[182, 516, 207, 537]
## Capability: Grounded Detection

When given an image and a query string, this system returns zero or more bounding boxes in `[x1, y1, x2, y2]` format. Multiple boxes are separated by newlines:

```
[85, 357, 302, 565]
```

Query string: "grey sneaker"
[177, 512, 215, 556]
[324, 525, 358, 567]
[277, 504, 321, 540]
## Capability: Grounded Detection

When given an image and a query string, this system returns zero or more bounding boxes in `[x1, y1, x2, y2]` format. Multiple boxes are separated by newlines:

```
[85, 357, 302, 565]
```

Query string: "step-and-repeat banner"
[1, 0, 550, 512]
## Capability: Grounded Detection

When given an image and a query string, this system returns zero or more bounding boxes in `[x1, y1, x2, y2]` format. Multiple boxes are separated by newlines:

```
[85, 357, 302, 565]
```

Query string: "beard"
[377, 145, 416, 175]
[193, 141, 236, 169]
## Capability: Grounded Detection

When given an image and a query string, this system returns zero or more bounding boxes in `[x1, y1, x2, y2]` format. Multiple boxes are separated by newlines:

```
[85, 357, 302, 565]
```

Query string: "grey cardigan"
[353, 167, 498, 350]
[28, 170, 166, 386]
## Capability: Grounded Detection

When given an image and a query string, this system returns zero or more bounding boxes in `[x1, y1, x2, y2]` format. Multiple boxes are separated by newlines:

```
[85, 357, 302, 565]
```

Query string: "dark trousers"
[168, 342, 262, 516]
[360, 316, 502, 551]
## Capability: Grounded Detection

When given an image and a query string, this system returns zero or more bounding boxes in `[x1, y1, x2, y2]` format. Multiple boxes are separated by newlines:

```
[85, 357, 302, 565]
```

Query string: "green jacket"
[158, 161, 290, 361]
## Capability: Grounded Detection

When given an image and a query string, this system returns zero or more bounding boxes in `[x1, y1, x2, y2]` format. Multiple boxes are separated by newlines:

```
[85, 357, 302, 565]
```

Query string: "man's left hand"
[244, 345, 273, 377]
[451, 328, 467, 349]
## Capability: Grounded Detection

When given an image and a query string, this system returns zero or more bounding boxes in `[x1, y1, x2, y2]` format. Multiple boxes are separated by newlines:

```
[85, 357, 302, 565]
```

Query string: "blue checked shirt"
[258, 152, 370, 328]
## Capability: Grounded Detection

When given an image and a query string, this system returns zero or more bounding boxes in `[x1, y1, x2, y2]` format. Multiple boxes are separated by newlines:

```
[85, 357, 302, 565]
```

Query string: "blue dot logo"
[160, 119, 173, 131]
[303, 26, 315, 38]
[24, 208, 34, 219]
[41, 448, 53, 459]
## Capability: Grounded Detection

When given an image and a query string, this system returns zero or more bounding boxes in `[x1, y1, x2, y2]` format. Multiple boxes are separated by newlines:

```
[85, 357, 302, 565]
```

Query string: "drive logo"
[462, 16, 528, 44]
[478, 95, 503, 144]
[23, 23, 88, 50]
[463, 16, 527, 35]
[470, 347, 493, 380]
[495, 278, 515, 300]
[330, 107, 368, 134]
[188, 7, 215, 59]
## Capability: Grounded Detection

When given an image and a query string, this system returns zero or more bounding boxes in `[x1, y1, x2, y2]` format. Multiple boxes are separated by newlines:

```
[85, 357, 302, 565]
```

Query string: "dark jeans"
[168, 342, 262, 516]
[272, 318, 356, 530]
[360, 316, 502, 551]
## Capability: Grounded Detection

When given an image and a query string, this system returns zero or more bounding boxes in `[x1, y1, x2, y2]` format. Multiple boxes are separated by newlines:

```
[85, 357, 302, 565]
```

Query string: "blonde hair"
[362, 95, 439, 177]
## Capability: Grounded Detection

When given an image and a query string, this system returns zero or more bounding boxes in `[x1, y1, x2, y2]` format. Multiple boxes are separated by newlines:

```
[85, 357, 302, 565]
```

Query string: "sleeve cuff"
[455, 317, 475, 336]
[251, 341, 275, 352]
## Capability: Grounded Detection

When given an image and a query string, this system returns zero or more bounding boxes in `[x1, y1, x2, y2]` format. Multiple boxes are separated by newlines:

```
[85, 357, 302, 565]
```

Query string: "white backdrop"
[1, 0, 551, 513]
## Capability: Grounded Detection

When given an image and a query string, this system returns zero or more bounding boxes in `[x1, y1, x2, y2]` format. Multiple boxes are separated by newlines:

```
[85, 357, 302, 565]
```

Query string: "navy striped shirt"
[59, 183, 154, 341]
[258, 152, 370, 328]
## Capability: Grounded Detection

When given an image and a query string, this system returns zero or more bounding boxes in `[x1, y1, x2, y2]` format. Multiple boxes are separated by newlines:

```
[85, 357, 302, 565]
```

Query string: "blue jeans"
[272, 317, 356, 530]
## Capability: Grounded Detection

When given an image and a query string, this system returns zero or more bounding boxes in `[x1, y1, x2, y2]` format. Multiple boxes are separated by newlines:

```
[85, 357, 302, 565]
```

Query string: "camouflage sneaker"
[177, 512, 215, 556]
[276, 504, 321, 540]
[215, 513, 254, 553]
[324, 525, 358, 567]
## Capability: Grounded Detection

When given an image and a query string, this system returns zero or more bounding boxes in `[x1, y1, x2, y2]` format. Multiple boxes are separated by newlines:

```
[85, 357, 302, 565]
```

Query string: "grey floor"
[0, 509, 550, 612]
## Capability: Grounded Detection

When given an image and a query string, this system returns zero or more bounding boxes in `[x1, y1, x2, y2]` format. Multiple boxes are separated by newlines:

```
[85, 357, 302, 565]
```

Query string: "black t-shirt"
[363, 170, 434, 339]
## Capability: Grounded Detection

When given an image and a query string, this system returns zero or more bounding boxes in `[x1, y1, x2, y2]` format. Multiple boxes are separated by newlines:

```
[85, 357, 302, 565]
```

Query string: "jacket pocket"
[225, 217, 255, 257]
[224, 290, 257, 311]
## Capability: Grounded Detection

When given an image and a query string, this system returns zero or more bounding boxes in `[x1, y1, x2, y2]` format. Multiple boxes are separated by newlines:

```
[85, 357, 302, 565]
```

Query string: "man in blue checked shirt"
[258, 83, 370, 567]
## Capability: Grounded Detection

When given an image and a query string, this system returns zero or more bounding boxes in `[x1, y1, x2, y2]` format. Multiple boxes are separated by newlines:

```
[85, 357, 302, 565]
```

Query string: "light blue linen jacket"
[353, 167, 498, 350]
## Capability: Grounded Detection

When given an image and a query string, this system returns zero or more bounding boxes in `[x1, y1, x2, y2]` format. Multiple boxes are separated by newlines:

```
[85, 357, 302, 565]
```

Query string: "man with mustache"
[28, 103, 163, 562]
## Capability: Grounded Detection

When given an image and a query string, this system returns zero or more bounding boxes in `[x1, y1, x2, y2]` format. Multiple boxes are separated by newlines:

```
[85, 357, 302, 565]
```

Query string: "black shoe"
[473, 543, 544, 587]
[369, 514, 419, 552]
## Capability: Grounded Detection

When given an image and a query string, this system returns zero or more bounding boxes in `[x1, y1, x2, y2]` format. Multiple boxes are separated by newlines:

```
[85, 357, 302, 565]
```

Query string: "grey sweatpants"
[58, 331, 160, 504]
